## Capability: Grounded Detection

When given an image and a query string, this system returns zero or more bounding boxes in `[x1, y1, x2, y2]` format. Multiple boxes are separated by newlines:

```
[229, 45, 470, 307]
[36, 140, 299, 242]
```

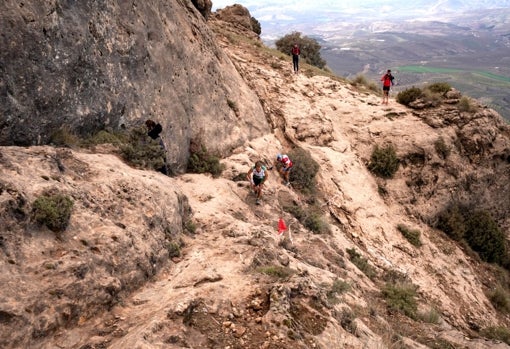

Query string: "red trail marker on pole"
[278, 218, 287, 235]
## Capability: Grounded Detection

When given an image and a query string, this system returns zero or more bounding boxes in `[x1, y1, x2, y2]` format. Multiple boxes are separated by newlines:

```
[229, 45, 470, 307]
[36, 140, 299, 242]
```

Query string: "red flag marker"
[278, 218, 287, 235]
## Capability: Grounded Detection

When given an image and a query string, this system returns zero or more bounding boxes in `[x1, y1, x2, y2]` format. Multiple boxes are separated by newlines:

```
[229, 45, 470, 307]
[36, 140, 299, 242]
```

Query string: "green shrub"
[84, 130, 124, 146]
[346, 248, 377, 280]
[32, 193, 74, 232]
[351, 74, 368, 86]
[426, 82, 451, 94]
[303, 211, 330, 234]
[351, 75, 379, 92]
[396, 87, 423, 106]
[489, 285, 510, 313]
[437, 204, 507, 266]
[167, 241, 182, 258]
[283, 203, 330, 234]
[427, 338, 456, 349]
[257, 265, 296, 279]
[436, 203, 467, 241]
[288, 148, 320, 194]
[465, 210, 506, 264]
[183, 219, 197, 234]
[187, 140, 224, 178]
[434, 137, 451, 159]
[49, 127, 80, 147]
[418, 307, 441, 324]
[382, 282, 418, 319]
[397, 224, 422, 247]
[368, 144, 400, 179]
[120, 126, 166, 171]
[275, 31, 326, 69]
[481, 326, 510, 345]
[337, 308, 357, 333]
[382, 269, 410, 284]
[458, 96, 477, 112]
[327, 279, 350, 304]
[250, 16, 261, 35]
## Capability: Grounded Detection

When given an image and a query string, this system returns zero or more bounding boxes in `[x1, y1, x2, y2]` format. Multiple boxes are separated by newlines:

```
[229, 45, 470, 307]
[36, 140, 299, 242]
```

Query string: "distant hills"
[240, 1, 510, 120]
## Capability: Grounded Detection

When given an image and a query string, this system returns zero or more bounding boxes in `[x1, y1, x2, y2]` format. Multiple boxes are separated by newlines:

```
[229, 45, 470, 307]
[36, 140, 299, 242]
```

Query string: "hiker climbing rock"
[276, 153, 293, 186]
[145, 119, 168, 175]
[381, 69, 395, 105]
[247, 161, 268, 205]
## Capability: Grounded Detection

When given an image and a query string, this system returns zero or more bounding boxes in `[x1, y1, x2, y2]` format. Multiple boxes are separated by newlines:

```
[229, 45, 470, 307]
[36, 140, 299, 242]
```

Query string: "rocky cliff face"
[0, 0, 267, 172]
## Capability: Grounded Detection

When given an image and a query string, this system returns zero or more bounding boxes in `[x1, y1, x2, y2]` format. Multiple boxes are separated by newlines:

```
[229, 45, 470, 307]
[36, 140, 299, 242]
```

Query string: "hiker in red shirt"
[381, 69, 395, 105]
[291, 44, 300, 73]
[276, 154, 293, 186]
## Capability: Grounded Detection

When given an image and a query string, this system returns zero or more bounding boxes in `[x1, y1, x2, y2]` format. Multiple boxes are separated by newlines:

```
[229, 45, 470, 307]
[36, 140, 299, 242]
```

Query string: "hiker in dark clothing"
[146, 119, 163, 140]
[145, 119, 168, 175]
[247, 161, 269, 205]
[291, 43, 300, 73]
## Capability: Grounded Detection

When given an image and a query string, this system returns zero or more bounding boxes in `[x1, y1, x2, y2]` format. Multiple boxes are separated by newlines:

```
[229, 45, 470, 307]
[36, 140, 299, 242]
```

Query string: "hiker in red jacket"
[291, 44, 300, 73]
[381, 69, 395, 105]
[276, 153, 293, 186]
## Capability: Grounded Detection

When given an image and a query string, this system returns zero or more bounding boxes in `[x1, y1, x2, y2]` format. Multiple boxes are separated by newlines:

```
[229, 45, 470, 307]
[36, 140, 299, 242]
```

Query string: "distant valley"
[259, 7, 510, 120]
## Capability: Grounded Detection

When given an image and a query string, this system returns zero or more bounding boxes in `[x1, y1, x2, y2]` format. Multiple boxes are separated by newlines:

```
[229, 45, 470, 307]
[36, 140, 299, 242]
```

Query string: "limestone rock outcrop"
[0, 0, 268, 172]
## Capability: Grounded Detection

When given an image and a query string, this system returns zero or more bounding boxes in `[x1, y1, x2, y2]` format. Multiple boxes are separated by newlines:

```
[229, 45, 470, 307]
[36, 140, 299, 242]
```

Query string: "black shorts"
[253, 176, 264, 186]
[383, 86, 390, 91]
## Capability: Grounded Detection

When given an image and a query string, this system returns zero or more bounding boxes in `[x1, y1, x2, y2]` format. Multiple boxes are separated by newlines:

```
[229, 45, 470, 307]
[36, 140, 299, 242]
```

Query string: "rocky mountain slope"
[1, 3, 510, 349]
[0, 0, 266, 172]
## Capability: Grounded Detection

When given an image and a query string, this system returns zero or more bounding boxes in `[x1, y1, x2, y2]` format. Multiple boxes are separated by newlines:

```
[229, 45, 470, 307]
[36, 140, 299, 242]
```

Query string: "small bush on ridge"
[187, 137, 224, 178]
[120, 126, 166, 171]
[426, 82, 451, 95]
[481, 326, 510, 345]
[382, 282, 419, 319]
[288, 147, 320, 194]
[346, 248, 377, 280]
[397, 224, 422, 247]
[396, 87, 423, 106]
[368, 144, 400, 179]
[33, 192, 74, 233]
[434, 137, 451, 159]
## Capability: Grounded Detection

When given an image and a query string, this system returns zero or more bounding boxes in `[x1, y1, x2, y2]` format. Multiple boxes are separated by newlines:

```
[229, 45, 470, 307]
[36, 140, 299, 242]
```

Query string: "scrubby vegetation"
[327, 279, 351, 304]
[120, 126, 166, 172]
[396, 86, 423, 106]
[283, 203, 330, 234]
[351, 74, 379, 92]
[481, 326, 510, 345]
[437, 203, 508, 266]
[458, 96, 478, 113]
[287, 147, 320, 194]
[488, 285, 510, 313]
[382, 282, 419, 319]
[397, 224, 422, 247]
[425, 82, 452, 94]
[32, 192, 74, 233]
[368, 144, 400, 179]
[187, 137, 224, 177]
[434, 137, 451, 159]
[250, 16, 261, 35]
[275, 31, 326, 69]
[346, 248, 377, 280]
[49, 127, 80, 147]
[257, 265, 296, 279]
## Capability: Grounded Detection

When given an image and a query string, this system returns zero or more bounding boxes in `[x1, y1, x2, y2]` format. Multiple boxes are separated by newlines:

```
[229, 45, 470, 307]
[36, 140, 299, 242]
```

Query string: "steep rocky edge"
[0, 0, 267, 172]
[1, 2, 510, 349]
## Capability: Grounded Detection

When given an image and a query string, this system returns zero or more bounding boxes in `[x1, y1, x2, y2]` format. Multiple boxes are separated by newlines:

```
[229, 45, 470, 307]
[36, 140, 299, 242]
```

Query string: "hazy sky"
[212, 0, 510, 17]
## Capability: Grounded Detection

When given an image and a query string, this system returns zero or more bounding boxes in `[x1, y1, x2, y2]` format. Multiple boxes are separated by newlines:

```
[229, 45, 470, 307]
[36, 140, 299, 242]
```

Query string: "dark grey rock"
[0, 0, 268, 172]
